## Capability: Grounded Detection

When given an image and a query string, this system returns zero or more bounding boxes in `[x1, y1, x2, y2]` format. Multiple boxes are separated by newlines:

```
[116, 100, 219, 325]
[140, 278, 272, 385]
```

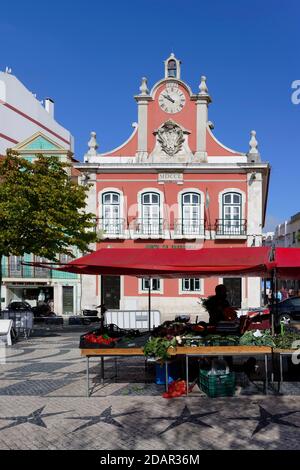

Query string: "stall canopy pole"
[270, 268, 277, 336]
[148, 277, 151, 332]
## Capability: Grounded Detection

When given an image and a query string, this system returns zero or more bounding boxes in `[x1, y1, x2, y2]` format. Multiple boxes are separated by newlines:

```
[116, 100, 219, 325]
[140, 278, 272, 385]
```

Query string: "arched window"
[102, 191, 121, 234]
[181, 192, 201, 235]
[141, 192, 161, 235]
[167, 59, 177, 78]
[222, 192, 242, 234]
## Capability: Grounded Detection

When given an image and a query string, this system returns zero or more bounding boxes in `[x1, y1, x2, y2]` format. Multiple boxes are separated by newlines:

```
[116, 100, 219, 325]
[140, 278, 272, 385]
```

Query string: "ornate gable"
[12, 132, 72, 161]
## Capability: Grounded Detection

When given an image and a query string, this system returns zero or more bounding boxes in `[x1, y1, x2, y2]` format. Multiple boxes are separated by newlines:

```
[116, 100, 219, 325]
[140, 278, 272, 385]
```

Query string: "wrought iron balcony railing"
[174, 219, 205, 237]
[2, 262, 51, 279]
[215, 219, 247, 236]
[132, 218, 165, 237]
[97, 218, 125, 236]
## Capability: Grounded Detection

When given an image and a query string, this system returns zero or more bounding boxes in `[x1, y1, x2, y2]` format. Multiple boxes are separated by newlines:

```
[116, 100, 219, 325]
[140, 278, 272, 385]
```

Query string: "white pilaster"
[247, 171, 263, 245]
[195, 76, 211, 162]
[81, 275, 99, 309]
[135, 77, 151, 161]
[80, 170, 98, 310]
[53, 284, 62, 315]
[1, 285, 7, 309]
[247, 170, 263, 307]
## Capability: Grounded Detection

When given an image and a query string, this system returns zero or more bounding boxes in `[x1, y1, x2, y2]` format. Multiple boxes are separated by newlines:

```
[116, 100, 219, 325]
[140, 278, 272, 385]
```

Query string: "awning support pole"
[148, 277, 151, 332]
[270, 268, 277, 336]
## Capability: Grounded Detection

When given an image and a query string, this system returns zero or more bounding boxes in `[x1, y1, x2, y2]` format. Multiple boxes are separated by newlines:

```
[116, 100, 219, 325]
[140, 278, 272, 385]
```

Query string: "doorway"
[223, 277, 242, 309]
[101, 276, 121, 309]
[62, 286, 74, 315]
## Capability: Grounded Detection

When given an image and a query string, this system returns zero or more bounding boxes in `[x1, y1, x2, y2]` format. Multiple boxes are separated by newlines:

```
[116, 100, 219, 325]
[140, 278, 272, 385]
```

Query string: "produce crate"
[198, 369, 235, 398]
[79, 334, 118, 349]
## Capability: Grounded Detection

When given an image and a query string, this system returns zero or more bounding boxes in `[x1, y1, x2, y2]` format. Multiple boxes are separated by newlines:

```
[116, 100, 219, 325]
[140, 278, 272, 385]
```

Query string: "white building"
[272, 213, 300, 248]
[0, 68, 73, 155]
[0, 68, 80, 315]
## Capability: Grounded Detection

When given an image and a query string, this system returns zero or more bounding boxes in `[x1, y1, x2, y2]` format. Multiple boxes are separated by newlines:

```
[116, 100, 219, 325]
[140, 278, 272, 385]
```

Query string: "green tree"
[0, 150, 98, 309]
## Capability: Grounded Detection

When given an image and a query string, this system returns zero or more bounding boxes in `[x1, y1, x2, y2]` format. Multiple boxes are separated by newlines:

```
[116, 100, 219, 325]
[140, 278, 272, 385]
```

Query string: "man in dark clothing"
[203, 284, 230, 325]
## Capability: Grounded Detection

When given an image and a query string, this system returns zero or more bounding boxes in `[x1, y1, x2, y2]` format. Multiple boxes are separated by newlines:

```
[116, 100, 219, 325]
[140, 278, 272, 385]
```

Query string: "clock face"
[158, 83, 186, 114]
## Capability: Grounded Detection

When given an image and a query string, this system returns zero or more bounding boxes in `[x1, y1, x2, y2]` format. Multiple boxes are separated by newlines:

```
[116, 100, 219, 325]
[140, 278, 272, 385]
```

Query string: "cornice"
[75, 161, 270, 175]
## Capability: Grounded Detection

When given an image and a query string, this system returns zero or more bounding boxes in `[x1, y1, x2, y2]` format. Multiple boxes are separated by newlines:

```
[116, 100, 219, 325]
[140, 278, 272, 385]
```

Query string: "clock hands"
[163, 93, 175, 103]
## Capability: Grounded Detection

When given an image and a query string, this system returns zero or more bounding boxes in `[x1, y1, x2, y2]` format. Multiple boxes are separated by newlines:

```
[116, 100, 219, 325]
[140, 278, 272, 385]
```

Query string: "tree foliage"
[0, 150, 98, 261]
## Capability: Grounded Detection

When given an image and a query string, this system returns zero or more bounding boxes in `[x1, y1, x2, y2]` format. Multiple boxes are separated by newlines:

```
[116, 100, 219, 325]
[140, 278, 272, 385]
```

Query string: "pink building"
[77, 54, 270, 321]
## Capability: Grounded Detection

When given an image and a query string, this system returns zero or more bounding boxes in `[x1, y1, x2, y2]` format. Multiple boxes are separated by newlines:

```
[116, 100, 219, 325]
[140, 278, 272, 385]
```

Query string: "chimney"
[45, 98, 54, 118]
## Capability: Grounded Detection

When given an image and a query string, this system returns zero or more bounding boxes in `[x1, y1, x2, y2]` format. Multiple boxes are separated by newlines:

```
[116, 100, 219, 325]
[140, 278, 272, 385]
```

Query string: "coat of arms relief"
[149, 120, 193, 163]
[157, 120, 185, 156]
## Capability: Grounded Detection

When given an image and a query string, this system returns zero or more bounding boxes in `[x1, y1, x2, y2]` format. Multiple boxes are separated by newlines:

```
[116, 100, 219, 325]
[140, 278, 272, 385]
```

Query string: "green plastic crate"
[199, 369, 235, 398]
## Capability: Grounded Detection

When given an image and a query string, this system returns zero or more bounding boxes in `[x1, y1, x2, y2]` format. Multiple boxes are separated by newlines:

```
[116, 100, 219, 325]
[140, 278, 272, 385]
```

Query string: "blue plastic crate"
[155, 362, 179, 385]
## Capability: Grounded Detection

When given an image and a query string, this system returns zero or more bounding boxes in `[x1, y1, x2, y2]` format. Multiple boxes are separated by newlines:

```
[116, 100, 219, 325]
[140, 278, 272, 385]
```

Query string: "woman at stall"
[203, 284, 236, 325]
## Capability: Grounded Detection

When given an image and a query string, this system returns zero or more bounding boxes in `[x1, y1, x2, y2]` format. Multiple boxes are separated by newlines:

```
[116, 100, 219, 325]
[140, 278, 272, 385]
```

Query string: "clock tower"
[134, 53, 211, 163]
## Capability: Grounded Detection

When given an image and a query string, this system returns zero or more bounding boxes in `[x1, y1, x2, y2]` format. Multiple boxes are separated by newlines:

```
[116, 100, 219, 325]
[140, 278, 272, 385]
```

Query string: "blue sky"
[1, 0, 299, 230]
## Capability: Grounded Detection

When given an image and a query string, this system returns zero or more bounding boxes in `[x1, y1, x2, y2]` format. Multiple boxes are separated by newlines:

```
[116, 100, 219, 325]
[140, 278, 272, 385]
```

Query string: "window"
[60, 254, 72, 264]
[34, 256, 50, 278]
[102, 191, 121, 234]
[141, 192, 161, 235]
[167, 59, 177, 78]
[181, 192, 201, 235]
[182, 278, 201, 292]
[9, 256, 22, 276]
[293, 232, 296, 244]
[222, 192, 242, 234]
[142, 278, 161, 291]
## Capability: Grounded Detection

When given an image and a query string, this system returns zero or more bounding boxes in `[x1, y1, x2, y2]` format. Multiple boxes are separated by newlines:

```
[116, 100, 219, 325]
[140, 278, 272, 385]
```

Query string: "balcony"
[2, 257, 78, 280]
[215, 219, 247, 239]
[173, 219, 205, 238]
[97, 218, 126, 238]
[2, 263, 51, 279]
[131, 218, 166, 239]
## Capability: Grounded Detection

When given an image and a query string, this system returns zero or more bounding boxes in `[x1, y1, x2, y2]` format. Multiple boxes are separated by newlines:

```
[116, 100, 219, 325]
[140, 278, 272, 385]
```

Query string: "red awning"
[274, 248, 300, 279]
[58, 246, 273, 278]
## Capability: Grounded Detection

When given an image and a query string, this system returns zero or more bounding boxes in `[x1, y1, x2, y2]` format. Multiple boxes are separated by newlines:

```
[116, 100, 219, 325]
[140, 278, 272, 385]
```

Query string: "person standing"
[276, 290, 282, 302]
[202, 284, 231, 325]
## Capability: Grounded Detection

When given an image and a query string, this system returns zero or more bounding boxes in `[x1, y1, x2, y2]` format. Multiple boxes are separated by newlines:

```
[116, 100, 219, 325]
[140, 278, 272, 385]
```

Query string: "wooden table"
[175, 346, 272, 395]
[273, 348, 299, 393]
[81, 345, 273, 397]
[81, 348, 147, 397]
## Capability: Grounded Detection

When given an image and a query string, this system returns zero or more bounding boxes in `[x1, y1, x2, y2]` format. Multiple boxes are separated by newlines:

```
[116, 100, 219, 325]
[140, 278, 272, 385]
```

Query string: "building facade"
[263, 213, 300, 293]
[0, 69, 80, 314]
[77, 54, 270, 321]
[273, 213, 300, 248]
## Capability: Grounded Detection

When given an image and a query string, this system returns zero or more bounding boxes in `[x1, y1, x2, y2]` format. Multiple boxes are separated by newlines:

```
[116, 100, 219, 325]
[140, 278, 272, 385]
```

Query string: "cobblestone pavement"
[0, 329, 299, 450]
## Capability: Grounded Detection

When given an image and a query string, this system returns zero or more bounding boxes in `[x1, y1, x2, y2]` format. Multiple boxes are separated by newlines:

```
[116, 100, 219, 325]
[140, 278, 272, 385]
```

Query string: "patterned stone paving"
[0, 330, 299, 450]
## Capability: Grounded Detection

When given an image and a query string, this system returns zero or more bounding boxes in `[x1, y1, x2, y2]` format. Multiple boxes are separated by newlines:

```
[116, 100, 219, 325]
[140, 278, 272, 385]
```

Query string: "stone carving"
[247, 130, 261, 163]
[156, 120, 185, 157]
[87, 131, 98, 156]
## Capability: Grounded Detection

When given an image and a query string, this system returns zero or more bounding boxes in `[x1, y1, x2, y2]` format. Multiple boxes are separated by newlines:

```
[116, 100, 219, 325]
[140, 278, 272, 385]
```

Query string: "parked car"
[269, 296, 300, 325]
[243, 307, 271, 331]
[246, 297, 300, 328]
[4, 301, 63, 325]
[5, 301, 32, 312]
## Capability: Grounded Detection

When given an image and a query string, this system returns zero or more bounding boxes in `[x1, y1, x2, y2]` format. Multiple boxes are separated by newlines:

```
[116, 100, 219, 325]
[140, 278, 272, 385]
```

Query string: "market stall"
[27, 246, 300, 397]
